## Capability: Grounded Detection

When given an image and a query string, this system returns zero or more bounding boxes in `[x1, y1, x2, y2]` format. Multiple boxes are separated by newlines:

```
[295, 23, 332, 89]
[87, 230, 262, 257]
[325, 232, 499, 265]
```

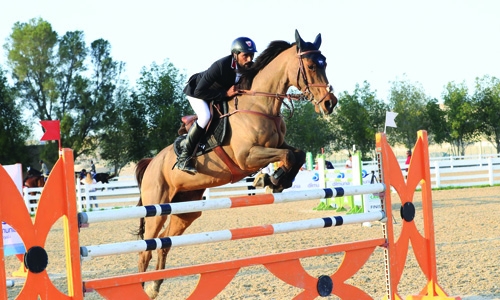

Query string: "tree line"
[1, 18, 499, 172]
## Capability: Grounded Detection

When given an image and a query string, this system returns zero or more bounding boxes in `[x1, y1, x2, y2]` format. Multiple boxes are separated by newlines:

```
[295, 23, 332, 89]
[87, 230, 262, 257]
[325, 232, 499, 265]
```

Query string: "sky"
[1, 0, 499, 102]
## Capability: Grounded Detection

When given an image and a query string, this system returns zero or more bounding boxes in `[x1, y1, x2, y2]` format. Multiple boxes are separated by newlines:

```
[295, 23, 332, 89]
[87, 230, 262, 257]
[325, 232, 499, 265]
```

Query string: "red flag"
[40, 120, 61, 141]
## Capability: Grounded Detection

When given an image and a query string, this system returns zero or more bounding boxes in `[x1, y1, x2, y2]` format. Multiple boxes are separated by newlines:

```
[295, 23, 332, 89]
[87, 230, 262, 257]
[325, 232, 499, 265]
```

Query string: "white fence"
[22, 155, 500, 213]
[359, 155, 500, 188]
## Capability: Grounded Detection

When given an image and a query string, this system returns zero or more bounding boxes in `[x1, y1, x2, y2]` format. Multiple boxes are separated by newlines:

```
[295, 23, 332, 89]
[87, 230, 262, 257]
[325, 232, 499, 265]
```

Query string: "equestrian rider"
[177, 37, 257, 174]
[40, 160, 49, 180]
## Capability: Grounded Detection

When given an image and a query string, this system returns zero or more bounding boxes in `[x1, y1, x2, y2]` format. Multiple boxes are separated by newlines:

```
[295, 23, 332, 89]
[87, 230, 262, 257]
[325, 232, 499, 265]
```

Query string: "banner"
[2, 164, 26, 256]
[2, 222, 25, 256]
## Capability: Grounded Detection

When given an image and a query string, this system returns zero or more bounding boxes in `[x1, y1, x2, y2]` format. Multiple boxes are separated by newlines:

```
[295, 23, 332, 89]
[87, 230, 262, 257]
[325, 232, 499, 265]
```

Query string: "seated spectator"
[345, 154, 352, 168]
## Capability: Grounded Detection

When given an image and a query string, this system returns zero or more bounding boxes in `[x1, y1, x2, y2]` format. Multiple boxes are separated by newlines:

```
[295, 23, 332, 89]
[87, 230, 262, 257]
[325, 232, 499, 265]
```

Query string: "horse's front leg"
[244, 145, 305, 193]
[272, 142, 306, 191]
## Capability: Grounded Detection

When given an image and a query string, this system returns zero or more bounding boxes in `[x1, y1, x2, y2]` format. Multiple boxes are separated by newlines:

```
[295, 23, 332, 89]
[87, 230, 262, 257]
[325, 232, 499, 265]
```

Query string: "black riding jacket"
[183, 55, 238, 102]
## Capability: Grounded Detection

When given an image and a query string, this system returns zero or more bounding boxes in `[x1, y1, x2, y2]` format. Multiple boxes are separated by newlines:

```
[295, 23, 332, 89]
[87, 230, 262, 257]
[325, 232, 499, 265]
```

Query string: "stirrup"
[176, 157, 197, 175]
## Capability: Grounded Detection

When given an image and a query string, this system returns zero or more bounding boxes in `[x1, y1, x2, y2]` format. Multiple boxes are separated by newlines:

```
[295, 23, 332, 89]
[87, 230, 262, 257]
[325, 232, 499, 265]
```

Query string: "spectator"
[405, 150, 412, 165]
[80, 169, 87, 180]
[404, 150, 412, 173]
[82, 172, 98, 208]
[345, 154, 352, 169]
[90, 160, 96, 175]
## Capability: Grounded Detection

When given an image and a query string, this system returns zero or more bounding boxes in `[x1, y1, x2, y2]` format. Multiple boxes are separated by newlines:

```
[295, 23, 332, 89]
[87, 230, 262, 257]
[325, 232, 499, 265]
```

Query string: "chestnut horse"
[24, 169, 46, 213]
[135, 30, 337, 298]
[23, 175, 45, 190]
[24, 167, 46, 191]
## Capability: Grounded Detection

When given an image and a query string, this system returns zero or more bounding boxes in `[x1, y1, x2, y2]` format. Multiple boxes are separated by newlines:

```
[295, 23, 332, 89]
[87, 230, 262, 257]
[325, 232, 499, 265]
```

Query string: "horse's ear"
[295, 29, 305, 51]
[313, 33, 322, 49]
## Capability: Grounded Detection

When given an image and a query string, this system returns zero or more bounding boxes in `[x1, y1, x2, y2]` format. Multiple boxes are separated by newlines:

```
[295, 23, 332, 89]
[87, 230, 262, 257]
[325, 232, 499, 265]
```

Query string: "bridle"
[238, 48, 333, 106]
[296, 49, 333, 106]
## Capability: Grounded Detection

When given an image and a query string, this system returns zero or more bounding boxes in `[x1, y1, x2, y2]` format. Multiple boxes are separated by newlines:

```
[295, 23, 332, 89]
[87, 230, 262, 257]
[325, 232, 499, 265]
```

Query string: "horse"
[93, 172, 116, 184]
[24, 167, 46, 191]
[134, 30, 337, 298]
[23, 168, 46, 212]
[23, 175, 45, 190]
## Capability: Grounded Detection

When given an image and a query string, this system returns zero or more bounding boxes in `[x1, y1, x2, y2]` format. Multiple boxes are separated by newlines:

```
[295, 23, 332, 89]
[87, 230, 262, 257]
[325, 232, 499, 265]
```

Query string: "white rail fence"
[22, 155, 500, 212]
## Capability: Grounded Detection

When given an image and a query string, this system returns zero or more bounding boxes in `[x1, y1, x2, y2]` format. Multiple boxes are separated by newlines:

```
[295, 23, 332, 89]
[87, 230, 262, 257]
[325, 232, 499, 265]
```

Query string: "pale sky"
[1, 0, 499, 102]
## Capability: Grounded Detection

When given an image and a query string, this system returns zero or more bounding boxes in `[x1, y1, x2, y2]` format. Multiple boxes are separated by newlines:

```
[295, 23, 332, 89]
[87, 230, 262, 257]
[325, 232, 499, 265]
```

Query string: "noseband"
[296, 50, 333, 105]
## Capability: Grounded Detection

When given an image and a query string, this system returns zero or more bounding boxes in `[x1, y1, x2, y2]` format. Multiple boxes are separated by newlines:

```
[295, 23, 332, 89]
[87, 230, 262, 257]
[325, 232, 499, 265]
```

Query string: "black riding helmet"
[231, 37, 257, 54]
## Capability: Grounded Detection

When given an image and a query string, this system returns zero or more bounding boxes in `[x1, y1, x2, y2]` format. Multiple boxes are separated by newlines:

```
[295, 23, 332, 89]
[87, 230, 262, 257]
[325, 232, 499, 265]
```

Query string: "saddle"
[174, 101, 228, 157]
[173, 102, 250, 183]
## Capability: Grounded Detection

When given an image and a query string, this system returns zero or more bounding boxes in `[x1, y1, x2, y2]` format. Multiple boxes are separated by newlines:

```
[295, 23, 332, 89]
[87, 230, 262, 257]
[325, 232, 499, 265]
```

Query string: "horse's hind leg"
[147, 190, 205, 299]
[146, 212, 202, 298]
[138, 214, 168, 273]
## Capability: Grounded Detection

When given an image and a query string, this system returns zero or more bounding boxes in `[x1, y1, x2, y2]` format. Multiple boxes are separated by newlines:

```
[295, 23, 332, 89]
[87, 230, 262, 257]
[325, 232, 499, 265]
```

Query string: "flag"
[385, 112, 398, 128]
[40, 120, 61, 141]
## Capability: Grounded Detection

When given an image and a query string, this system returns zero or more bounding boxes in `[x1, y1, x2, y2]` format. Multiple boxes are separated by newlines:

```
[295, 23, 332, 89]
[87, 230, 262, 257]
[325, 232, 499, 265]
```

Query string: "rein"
[216, 97, 284, 130]
[217, 48, 333, 121]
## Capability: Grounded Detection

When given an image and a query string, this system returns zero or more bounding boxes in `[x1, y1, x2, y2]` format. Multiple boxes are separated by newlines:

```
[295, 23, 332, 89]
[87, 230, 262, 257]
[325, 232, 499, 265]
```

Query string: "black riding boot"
[177, 123, 205, 174]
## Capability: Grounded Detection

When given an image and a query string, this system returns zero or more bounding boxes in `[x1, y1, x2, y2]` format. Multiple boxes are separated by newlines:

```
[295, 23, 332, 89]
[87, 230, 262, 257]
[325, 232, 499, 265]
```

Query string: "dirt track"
[5, 186, 500, 299]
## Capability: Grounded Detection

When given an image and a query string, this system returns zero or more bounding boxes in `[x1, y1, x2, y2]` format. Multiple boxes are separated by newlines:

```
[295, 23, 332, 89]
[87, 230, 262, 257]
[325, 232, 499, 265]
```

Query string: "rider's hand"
[226, 85, 241, 98]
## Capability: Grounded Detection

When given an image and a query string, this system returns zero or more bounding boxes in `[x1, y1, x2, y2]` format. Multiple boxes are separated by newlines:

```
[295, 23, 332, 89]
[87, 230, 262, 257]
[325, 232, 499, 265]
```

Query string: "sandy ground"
[5, 186, 500, 299]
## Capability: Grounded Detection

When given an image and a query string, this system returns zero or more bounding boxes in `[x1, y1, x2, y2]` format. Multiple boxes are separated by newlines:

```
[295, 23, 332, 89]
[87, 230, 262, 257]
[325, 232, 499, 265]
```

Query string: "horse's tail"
[135, 158, 152, 240]
[135, 158, 152, 189]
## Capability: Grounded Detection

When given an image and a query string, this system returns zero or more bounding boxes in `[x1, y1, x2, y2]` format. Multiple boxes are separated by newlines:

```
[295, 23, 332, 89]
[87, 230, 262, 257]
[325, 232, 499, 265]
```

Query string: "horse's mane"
[239, 40, 293, 89]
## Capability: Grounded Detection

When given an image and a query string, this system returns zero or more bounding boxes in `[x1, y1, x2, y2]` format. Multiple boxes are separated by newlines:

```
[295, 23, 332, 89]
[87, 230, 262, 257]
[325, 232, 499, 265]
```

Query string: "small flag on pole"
[40, 120, 61, 149]
[384, 112, 398, 133]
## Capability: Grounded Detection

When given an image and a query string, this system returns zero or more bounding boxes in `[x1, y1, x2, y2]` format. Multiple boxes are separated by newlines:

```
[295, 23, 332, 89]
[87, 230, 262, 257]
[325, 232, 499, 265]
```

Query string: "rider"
[40, 160, 50, 178]
[177, 37, 257, 174]
[90, 160, 96, 176]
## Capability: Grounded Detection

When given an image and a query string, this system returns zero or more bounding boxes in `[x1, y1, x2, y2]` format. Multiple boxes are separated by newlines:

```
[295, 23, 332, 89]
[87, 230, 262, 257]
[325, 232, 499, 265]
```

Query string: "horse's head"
[294, 30, 337, 115]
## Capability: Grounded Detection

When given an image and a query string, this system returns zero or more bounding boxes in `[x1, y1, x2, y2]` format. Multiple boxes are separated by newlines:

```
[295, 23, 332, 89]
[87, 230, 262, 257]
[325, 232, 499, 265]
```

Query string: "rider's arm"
[193, 56, 234, 102]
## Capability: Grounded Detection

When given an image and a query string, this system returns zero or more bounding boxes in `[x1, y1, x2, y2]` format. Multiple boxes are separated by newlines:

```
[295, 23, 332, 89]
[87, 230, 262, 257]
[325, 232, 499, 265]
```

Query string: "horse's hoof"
[253, 173, 269, 188]
[270, 167, 286, 186]
[145, 284, 159, 299]
[273, 186, 285, 193]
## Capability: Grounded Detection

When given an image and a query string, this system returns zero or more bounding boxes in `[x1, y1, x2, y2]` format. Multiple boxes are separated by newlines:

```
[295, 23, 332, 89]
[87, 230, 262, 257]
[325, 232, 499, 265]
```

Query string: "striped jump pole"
[78, 183, 385, 226]
[81, 210, 386, 260]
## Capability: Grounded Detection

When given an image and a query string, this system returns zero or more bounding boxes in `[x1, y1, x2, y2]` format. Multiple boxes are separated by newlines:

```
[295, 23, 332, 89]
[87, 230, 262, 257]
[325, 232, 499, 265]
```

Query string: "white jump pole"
[80, 210, 386, 260]
[6, 280, 14, 288]
[78, 184, 385, 226]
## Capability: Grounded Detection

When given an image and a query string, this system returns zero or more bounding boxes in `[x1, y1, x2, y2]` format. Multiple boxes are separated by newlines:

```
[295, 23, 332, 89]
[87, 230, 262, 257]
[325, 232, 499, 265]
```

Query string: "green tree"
[441, 82, 479, 156]
[0, 67, 30, 164]
[282, 100, 334, 154]
[474, 75, 500, 153]
[3, 18, 125, 161]
[135, 60, 189, 154]
[330, 81, 388, 160]
[61, 38, 122, 159]
[98, 80, 149, 174]
[388, 78, 429, 149]
[423, 98, 448, 145]
[121, 92, 150, 161]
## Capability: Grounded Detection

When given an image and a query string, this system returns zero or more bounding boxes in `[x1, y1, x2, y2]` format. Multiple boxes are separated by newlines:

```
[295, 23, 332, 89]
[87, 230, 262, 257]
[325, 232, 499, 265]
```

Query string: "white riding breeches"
[187, 96, 210, 129]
